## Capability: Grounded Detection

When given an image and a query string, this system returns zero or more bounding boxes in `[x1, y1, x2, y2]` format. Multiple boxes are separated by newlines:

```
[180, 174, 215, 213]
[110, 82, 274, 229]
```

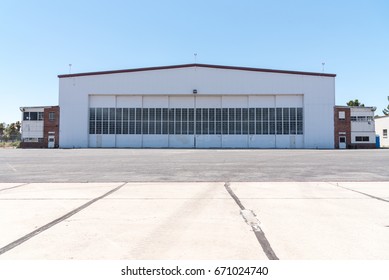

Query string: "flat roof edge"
[58, 63, 337, 78]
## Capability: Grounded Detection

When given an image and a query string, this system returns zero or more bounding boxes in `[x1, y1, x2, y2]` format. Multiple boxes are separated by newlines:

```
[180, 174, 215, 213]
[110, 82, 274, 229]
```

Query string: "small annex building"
[19, 106, 60, 148]
[58, 64, 336, 149]
[375, 115, 389, 147]
[334, 106, 376, 149]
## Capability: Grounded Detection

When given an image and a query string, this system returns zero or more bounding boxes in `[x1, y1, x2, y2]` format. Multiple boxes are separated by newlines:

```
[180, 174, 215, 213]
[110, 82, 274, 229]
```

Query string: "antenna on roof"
[194, 53, 197, 64]
[322, 62, 325, 72]
[69, 64, 72, 74]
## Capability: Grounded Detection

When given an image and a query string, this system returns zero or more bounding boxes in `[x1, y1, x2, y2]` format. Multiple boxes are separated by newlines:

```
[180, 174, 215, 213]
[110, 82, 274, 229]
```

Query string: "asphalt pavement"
[1, 149, 389, 182]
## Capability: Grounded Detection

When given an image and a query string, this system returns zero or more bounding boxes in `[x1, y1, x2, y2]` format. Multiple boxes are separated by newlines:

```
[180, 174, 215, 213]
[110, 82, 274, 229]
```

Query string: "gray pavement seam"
[0, 183, 29, 192]
[328, 182, 389, 203]
[224, 182, 279, 260]
[0, 182, 127, 256]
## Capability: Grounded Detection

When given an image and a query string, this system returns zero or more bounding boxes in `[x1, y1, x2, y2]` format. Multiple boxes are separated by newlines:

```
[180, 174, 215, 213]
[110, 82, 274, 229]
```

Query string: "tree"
[347, 99, 364, 107]
[383, 96, 389, 116]
[4, 123, 21, 141]
[0, 123, 5, 141]
[15, 121, 21, 132]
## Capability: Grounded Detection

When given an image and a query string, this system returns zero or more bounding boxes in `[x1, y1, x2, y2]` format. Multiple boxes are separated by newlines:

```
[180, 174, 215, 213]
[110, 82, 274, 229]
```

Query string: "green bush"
[0, 141, 20, 148]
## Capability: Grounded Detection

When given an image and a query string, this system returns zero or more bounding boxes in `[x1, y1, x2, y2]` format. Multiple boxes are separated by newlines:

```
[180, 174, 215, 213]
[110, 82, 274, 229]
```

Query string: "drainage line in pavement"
[0, 183, 29, 193]
[330, 183, 389, 203]
[0, 182, 127, 256]
[224, 182, 279, 260]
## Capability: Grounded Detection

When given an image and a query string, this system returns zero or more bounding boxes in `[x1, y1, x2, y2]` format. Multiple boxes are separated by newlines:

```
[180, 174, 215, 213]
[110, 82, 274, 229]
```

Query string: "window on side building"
[357, 116, 366, 121]
[29, 112, 38, 120]
[49, 112, 55, 121]
[384, 129, 388, 138]
[355, 136, 369, 142]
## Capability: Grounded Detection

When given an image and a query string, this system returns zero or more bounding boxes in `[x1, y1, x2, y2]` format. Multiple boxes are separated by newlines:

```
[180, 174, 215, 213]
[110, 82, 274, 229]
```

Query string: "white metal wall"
[21, 121, 44, 139]
[21, 108, 45, 139]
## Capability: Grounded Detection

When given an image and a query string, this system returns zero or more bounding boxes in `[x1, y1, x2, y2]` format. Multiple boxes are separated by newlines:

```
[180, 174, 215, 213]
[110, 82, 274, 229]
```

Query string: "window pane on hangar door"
[168, 96, 194, 135]
[221, 96, 248, 135]
[115, 96, 142, 135]
[195, 96, 222, 135]
[143, 96, 168, 135]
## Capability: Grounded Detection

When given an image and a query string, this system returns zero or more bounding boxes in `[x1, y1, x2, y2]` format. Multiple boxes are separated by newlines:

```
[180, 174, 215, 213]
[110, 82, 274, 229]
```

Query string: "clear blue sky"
[1, 0, 388, 124]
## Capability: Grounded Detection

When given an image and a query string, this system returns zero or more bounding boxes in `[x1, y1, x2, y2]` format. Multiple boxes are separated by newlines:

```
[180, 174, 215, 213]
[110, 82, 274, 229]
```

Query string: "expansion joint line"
[0, 182, 128, 256]
[328, 182, 389, 203]
[224, 182, 279, 260]
[0, 183, 29, 193]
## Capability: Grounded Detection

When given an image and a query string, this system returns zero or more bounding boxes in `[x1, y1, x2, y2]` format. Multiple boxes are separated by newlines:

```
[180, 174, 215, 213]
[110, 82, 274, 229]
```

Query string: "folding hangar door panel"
[142, 96, 169, 148]
[274, 95, 304, 149]
[168, 96, 195, 148]
[116, 96, 143, 148]
[221, 96, 249, 148]
[247, 95, 304, 148]
[195, 96, 222, 148]
[248, 96, 276, 148]
[89, 95, 116, 148]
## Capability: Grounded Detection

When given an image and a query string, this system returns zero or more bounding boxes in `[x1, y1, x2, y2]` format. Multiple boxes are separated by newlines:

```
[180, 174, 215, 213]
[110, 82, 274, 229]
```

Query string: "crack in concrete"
[0, 182, 127, 256]
[224, 182, 279, 260]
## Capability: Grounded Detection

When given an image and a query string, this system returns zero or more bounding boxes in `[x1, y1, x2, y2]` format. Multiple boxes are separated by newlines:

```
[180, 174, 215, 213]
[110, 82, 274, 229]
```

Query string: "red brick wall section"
[334, 107, 351, 149]
[43, 106, 60, 148]
[20, 142, 45, 149]
[349, 143, 376, 149]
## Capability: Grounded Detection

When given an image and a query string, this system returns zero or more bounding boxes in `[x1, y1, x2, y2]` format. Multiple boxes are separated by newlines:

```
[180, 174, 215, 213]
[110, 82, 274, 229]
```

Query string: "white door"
[290, 135, 296, 149]
[96, 135, 102, 148]
[339, 136, 346, 149]
[48, 136, 55, 148]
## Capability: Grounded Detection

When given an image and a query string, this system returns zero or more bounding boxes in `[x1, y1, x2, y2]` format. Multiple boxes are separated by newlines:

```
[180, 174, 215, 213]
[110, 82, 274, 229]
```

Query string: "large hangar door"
[88, 94, 304, 149]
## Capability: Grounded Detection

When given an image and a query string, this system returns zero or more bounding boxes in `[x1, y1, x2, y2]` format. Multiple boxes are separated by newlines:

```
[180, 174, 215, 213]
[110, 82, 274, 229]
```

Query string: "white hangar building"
[58, 64, 336, 149]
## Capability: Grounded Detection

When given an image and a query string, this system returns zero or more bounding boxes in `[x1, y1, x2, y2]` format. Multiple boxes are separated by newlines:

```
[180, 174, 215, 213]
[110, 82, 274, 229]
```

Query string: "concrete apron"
[0, 182, 388, 260]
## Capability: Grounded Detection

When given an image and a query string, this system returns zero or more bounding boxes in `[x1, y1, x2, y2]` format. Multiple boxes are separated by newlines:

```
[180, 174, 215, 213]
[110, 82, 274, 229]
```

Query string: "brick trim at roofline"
[58, 63, 336, 78]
